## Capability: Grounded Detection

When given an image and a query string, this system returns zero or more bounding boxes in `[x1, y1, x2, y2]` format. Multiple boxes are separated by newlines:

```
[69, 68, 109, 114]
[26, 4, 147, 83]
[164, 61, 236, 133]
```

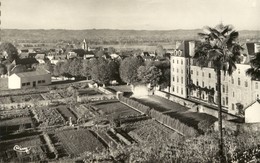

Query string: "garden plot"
[93, 101, 140, 119]
[0, 117, 33, 136]
[41, 93, 63, 100]
[70, 104, 96, 120]
[77, 88, 103, 96]
[166, 111, 217, 131]
[0, 135, 47, 162]
[55, 105, 77, 123]
[0, 96, 12, 104]
[10, 95, 32, 103]
[122, 119, 182, 143]
[32, 106, 65, 127]
[30, 94, 44, 101]
[54, 129, 106, 157]
[0, 109, 30, 120]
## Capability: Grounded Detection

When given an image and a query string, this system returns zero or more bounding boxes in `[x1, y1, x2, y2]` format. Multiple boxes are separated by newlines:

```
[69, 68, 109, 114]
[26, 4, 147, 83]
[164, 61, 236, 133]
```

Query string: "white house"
[245, 99, 260, 123]
[8, 69, 51, 89]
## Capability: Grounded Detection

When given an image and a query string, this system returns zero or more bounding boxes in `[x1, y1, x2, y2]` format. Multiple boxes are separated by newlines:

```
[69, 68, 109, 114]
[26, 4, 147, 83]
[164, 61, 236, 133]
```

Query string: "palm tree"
[246, 52, 260, 80]
[193, 23, 243, 160]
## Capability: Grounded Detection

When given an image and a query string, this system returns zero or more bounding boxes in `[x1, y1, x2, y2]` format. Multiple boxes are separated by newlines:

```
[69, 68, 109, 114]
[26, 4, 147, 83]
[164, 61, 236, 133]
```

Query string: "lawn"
[93, 101, 140, 118]
[55, 129, 106, 156]
[132, 95, 189, 113]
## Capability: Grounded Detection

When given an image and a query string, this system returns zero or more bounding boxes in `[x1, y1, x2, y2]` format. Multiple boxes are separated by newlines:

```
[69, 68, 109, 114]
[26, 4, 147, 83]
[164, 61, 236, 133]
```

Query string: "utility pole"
[0, 1, 1, 43]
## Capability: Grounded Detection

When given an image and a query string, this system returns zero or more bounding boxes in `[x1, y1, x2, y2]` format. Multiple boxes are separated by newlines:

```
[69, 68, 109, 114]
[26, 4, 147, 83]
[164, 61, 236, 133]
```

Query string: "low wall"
[98, 86, 114, 95]
[77, 94, 117, 103]
[154, 90, 239, 120]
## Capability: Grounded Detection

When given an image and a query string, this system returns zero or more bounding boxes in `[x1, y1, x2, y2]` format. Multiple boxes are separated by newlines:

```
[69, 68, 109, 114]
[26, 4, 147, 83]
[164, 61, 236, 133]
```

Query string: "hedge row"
[118, 96, 150, 114]
[150, 109, 198, 137]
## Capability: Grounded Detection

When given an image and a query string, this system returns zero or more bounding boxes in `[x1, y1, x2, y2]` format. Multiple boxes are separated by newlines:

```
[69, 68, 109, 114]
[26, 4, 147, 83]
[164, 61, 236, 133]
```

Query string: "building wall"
[8, 73, 51, 89]
[245, 102, 260, 123]
[8, 74, 21, 89]
[170, 54, 188, 98]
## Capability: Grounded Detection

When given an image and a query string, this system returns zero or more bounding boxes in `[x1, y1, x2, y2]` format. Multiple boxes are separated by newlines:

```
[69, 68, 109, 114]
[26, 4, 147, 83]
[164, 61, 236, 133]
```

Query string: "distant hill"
[1, 29, 259, 45]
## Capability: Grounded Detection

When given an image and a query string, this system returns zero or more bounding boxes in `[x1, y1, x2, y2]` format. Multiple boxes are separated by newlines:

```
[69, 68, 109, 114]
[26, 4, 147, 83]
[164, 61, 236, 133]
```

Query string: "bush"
[118, 96, 150, 114]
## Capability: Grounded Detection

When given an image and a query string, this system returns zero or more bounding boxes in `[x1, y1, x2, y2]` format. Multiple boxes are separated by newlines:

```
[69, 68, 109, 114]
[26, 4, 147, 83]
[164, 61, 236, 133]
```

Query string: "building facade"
[8, 69, 51, 89]
[170, 41, 260, 115]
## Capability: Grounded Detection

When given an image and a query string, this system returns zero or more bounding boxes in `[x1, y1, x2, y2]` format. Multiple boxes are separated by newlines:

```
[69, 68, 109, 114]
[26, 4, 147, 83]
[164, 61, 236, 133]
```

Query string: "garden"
[32, 106, 65, 127]
[0, 135, 47, 162]
[121, 119, 182, 143]
[53, 129, 106, 157]
[93, 101, 140, 119]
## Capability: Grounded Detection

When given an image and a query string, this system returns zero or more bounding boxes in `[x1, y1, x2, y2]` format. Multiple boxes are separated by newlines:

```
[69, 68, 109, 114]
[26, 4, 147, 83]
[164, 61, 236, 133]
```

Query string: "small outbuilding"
[8, 69, 51, 89]
[245, 99, 260, 123]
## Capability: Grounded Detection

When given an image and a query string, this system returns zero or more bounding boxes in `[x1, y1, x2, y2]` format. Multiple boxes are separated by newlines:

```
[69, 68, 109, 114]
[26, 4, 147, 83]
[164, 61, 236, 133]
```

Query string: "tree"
[0, 64, 7, 75]
[137, 65, 162, 88]
[90, 58, 112, 86]
[155, 45, 166, 57]
[108, 59, 121, 82]
[68, 58, 83, 79]
[36, 62, 53, 74]
[119, 56, 144, 85]
[53, 61, 63, 77]
[0, 42, 19, 62]
[193, 23, 243, 160]
[246, 52, 260, 80]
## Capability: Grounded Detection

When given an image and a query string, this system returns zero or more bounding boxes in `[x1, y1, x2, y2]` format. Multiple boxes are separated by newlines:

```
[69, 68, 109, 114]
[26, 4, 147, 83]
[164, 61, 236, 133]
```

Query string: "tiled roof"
[13, 69, 50, 78]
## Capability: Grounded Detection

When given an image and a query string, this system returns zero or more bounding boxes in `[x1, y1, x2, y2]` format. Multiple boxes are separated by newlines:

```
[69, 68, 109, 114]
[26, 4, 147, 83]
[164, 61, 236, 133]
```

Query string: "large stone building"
[170, 41, 260, 115]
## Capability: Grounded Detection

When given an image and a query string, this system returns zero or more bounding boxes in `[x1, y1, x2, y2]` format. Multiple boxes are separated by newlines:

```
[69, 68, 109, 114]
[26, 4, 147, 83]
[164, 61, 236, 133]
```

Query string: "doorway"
[33, 81, 36, 87]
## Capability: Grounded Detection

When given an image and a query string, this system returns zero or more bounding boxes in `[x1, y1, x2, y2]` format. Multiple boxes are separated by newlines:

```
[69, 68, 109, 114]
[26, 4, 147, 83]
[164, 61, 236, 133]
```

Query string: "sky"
[1, 0, 260, 30]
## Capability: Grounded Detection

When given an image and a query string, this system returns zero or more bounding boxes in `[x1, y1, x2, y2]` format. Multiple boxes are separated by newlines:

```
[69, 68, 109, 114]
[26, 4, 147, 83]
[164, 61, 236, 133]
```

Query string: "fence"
[77, 94, 117, 103]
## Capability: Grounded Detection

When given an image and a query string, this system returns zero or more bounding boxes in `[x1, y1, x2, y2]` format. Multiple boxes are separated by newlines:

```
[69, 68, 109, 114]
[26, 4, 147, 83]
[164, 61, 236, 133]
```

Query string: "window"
[42, 80, 45, 83]
[172, 68, 174, 72]
[181, 77, 183, 84]
[223, 85, 225, 93]
[22, 83, 26, 86]
[245, 81, 248, 87]
[209, 73, 211, 78]
[177, 60, 179, 64]
[232, 103, 235, 110]
[181, 60, 183, 65]
[191, 70, 193, 74]
[177, 86, 179, 93]
[197, 81, 199, 86]
[196, 71, 199, 76]
[177, 77, 179, 83]
[256, 83, 258, 89]
[177, 69, 179, 73]
[238, 69, 240, 74]
[26, 82, 30, 86]
[202, 72, 204, 77]
[181, 88, 183, 95]
[226, 97, 228, 105]
[38, 80, 42, 84]
[222, 98, 225, 105]
[238, 78, 240, 85]
[172, 59, 174, 63]
[226, 85, 228, 93]
[172, 76, 175, 81]
[202, 82, 204, 87]
[233, 92, 235, 97]
[231, 77, 234, 84]
[172, 86, 175, 92]
[181, 69, 183, 74]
